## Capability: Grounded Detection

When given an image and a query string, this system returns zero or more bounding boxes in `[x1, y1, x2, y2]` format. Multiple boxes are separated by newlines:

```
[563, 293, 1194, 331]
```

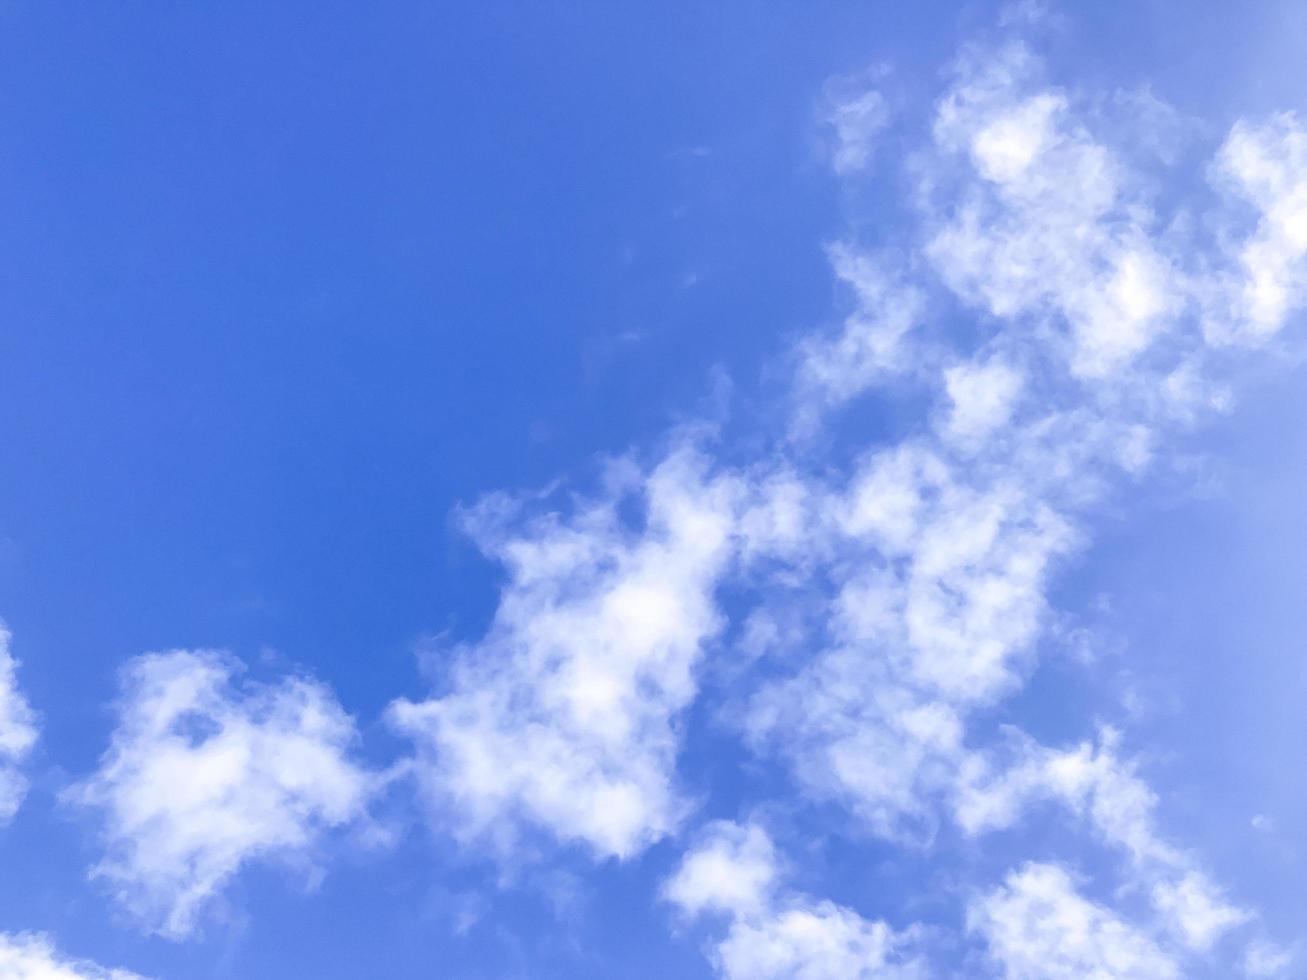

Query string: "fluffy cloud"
[66, 650, 375, 938]
[734, 22, 1295, 973]
[958, 729, 1249, 954]
[1212, 115, 1307, 340]
[0, 933, 145, 980]
[666, 822, 925, 980]
[940, 357, 1024, 448]
[0, 623, 39, 824]
[662, 820, 777, 918]
[1151, 872, 1251, 952]
[927, 43, 1182, 379]
[391, 447, 742, 858]
[395, 14, 1299, 973]
[744, 431, 1083, 842]
[969, 863, 1179, 979]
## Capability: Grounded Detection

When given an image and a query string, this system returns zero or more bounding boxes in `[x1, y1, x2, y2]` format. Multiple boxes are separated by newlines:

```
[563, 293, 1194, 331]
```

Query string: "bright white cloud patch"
[0, 933, 145, 980]
[391, 447, 742, 858]
[970, 863, 1179, 979]
[0, 623, 39, 824]
[66, 650, 374, 938]
[666, 822, 925, 980]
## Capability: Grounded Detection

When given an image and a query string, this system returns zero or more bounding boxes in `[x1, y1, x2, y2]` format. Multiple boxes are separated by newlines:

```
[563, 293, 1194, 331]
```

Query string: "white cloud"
[1151, 872, 1250, 952]
[828, 89, 890, 175]
[715, 904, 921, 980]
[1243, 938, 1295, 978]
[0, 932, 145, 980]
[940, 357, 1024, 448]
[969, 863, 1179, 979]
[746, 653, 963, 843]
[792, 246, 924, 427]
[833, 441, 1079, 702]
[967, 91, 1063, 184]
[955, 728, 1178, 865]
[1211, 114, 1307, 340]
[734, 29, 1292, 971]
[958, 730, 1249, 952]
[66, 650, 374, 938]
[927, 44, 1182, 379]
[662, 820, 777, 918]
[391, 446, 742, 859]
[371, 17, 1299, 972]
[0, 623, 39, 825]
[667, 823, 925, 980]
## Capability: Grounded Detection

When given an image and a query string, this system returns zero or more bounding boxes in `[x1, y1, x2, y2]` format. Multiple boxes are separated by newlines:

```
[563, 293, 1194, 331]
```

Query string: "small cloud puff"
[666, 822, 926, 980]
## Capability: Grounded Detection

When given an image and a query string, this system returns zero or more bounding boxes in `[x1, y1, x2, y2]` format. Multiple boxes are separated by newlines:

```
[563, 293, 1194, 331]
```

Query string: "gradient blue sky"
[2, 3, 1307, 978]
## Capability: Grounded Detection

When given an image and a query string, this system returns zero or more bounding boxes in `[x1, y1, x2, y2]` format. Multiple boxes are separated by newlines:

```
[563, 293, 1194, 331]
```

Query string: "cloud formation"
[391, 448, 744, 858]
[692, 23, 1302, 979]
[389, 13, 1306, 977]
[665, 822, 925, 980]
[0, 933, 145, 980]
[724, 29, 1304, 972]
[66, 650, 375, 938]
[968, 863, 1178, 980]
[0, 624, 38, 825]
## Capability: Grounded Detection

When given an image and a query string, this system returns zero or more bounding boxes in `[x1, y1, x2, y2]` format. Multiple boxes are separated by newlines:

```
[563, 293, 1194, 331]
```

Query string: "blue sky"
[2, 3, 1307, 978]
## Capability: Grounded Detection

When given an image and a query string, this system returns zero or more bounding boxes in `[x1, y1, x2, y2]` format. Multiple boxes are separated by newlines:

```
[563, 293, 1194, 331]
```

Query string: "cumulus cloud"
[0, 623, 39, 824]
[391, 447, 742, 859]
[927, 43, 1183, 379]
[1211, 114, 1307, 341]
[66, 650, 375, 938]
[725, 20, 1300, 974]
[0, 932, 145, 980]
[665, 822, 925, 980]
[969, 863, 1179, 979]
[662, 820, 777, 918]
[390, 12, 1304, 974]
